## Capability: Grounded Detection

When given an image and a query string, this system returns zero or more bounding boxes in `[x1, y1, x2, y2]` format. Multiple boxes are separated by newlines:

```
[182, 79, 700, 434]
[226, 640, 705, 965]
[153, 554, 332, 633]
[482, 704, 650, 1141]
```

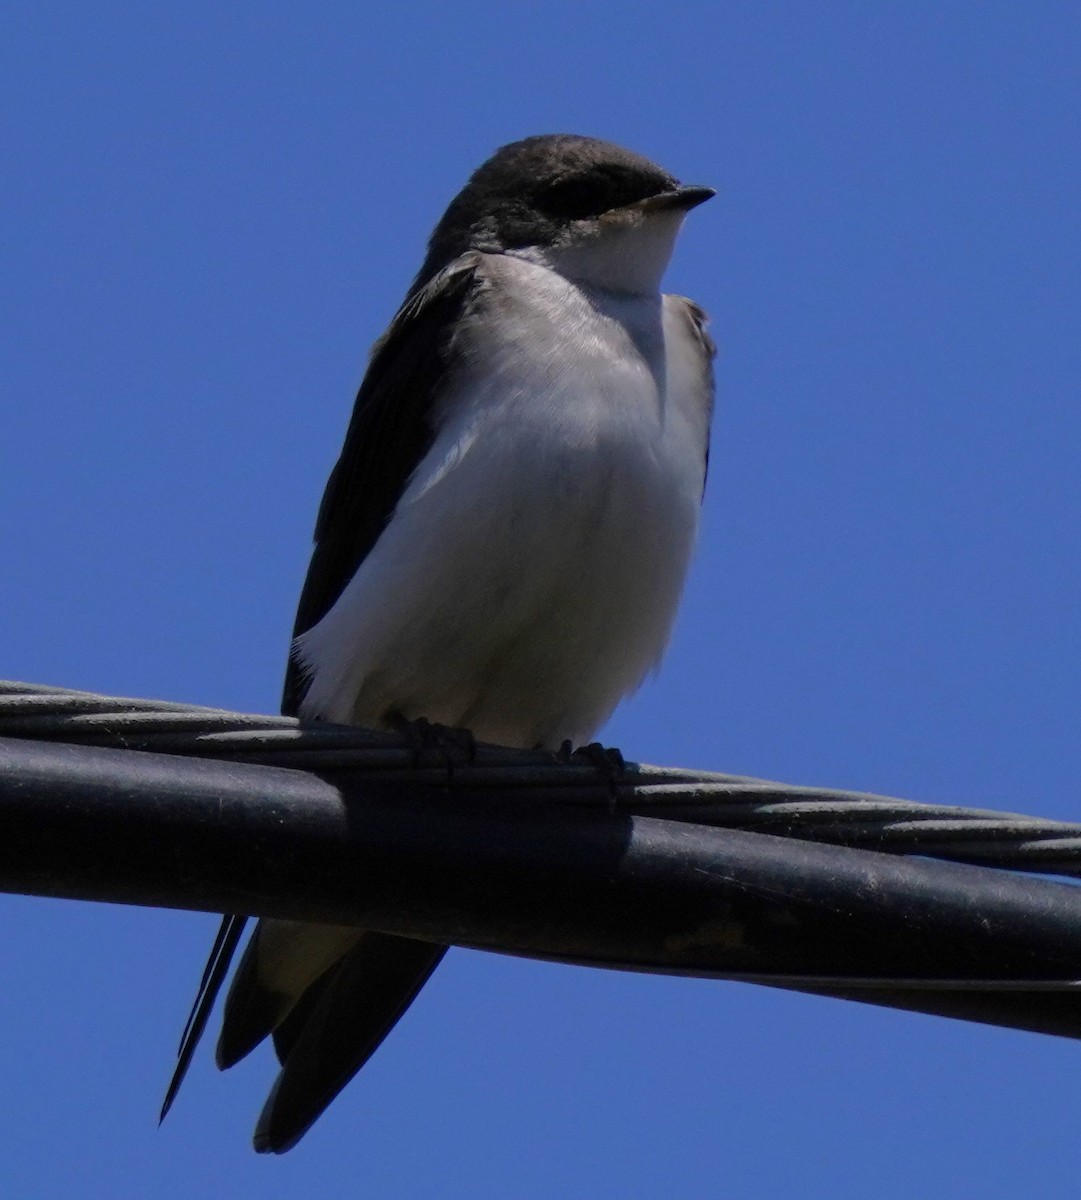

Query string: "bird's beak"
[652, 185, 716, 212]
[602, 185, 716, 224]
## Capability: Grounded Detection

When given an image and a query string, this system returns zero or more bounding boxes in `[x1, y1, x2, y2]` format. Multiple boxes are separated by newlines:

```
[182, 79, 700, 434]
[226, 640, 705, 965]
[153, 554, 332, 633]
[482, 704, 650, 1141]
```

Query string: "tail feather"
[214, 929, 292, 1069]
[254, 934, 447, 1153]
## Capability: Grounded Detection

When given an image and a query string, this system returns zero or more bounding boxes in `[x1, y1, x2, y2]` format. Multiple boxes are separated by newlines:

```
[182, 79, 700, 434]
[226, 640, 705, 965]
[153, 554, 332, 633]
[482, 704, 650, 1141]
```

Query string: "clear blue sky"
[3, 3, 1081, 1196]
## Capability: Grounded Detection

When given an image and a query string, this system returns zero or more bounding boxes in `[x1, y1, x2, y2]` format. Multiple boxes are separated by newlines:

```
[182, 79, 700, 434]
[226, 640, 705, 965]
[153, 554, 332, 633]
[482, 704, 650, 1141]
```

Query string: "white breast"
[296, 253, 711, 749]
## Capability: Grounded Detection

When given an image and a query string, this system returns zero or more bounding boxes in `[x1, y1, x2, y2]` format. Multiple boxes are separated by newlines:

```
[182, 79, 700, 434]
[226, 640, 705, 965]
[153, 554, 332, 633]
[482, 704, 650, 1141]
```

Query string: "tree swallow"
[163, 133, 715, 1151]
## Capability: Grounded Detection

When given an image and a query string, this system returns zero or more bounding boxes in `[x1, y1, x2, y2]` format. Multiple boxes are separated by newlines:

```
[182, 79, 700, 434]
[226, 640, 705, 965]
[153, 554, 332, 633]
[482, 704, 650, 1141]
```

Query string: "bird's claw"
[557, 739, 625, 807]
[389, 713, 477, 781]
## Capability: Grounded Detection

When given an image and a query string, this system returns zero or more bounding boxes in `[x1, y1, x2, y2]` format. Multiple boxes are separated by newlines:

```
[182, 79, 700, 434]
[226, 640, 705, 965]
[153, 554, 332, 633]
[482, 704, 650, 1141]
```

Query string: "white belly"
[295, 260, 709, 749]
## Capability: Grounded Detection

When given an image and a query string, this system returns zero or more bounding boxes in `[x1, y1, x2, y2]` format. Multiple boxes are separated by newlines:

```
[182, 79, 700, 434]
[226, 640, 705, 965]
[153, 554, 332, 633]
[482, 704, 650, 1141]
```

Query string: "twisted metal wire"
[2, 679, 1079, 877]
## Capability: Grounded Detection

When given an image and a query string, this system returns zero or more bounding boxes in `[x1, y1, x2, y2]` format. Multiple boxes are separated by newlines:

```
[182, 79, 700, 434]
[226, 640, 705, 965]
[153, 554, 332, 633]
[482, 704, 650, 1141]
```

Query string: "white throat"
[507, 208, 687, 296]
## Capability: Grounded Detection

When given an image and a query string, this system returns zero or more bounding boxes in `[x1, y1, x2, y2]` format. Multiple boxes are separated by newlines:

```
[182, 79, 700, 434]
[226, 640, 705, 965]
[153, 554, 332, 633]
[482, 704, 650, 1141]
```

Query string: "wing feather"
[283, 254, 483, 715]
[163, 256, 483, 1125]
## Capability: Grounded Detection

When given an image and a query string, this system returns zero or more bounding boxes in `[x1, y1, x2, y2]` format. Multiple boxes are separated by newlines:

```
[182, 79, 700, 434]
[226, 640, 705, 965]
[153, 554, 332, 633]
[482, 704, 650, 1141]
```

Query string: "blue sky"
[3, 3, 1081, 1196]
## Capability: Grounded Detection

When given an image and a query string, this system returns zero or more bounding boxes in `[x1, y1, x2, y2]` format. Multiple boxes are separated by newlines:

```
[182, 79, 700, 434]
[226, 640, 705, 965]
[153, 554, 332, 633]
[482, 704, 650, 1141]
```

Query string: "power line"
[3, 679, 1081, 1041]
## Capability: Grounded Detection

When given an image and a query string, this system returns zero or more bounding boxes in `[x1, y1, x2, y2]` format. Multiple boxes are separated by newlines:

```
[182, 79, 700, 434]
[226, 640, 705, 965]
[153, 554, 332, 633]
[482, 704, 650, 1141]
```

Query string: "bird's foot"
[557, 740, 625, 808]
[388, 713, 476, 781]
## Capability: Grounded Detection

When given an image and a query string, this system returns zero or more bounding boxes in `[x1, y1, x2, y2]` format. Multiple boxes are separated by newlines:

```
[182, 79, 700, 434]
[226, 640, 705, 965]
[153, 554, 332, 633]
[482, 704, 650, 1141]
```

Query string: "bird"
[162, 133, 716, 1152]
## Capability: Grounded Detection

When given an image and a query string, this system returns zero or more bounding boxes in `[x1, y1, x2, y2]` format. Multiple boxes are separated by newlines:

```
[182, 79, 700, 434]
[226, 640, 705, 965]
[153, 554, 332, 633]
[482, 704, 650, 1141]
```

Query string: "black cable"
[2, 679, 1077, 877]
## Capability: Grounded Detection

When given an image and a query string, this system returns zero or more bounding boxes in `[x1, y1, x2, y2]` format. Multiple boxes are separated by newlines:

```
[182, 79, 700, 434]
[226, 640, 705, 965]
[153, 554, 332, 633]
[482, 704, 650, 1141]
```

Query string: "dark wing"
[161, 254, 484, 1129]
[160, 914, 248, 1122]
[671, 295, 716, 492]
[282, 252, 484, 716]
[257, 257, 480, 1144]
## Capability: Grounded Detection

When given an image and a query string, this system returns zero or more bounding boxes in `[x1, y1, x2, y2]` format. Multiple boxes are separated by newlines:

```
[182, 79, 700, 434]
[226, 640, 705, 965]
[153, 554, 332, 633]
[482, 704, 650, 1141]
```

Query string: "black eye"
[534, 176, 613, 221]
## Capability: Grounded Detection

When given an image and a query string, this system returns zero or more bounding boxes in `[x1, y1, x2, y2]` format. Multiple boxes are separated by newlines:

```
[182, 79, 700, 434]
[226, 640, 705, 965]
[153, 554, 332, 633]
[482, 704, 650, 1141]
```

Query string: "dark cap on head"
[415, 134, 696, 286]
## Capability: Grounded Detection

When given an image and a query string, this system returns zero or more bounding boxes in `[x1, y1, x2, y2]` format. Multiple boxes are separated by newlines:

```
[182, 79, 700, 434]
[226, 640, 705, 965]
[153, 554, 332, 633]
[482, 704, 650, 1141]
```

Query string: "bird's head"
[416, 134, 714, 295]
